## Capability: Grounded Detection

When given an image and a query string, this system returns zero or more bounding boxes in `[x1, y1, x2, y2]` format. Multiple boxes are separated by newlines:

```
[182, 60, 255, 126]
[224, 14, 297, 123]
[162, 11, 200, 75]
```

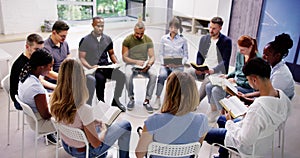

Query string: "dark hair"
[52, 20, 69, 33]
[242, 57, 271, 79]
[169, 17, 183, 36]
[211, 17, 223, 26]
[19, 48, 53, 82]
[26, 33, 44, 46]
[268, 33, 293, 58]
[237, 35, 258, 60]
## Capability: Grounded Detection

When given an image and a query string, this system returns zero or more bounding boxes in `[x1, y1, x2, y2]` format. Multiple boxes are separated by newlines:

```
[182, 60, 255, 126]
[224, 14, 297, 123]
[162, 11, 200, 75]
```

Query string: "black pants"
[95, 68, 125, 102]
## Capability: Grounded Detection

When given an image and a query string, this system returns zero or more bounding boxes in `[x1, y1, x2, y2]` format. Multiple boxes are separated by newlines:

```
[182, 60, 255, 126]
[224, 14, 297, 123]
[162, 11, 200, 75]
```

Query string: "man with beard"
[122, 21, 157, 113]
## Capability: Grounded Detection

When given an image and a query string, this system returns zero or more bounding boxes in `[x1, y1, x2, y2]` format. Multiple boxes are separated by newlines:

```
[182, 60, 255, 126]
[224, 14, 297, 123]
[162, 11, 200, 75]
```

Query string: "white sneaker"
[153, 98, 161, 110]
[207, 110, 220, 123]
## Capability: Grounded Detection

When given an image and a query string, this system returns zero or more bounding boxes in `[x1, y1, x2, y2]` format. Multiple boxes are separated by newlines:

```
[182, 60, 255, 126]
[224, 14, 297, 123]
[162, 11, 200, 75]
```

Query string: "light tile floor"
[0, 22, 299, 157]
[0, 80, 299, 157]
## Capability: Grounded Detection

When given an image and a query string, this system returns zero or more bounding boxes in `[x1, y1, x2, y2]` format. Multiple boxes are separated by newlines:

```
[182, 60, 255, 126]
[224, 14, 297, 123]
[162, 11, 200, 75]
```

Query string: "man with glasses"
[44, 20, 71, 74]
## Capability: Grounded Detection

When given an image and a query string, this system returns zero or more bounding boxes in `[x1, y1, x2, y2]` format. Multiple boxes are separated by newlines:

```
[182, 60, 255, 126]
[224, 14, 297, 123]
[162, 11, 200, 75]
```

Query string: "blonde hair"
[161, 71, 199, 116]
[50, 59, 89, 124]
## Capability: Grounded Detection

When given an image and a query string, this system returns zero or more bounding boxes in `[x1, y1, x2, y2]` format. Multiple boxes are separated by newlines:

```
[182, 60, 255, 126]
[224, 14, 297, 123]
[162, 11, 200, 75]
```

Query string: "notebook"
[163, 57, 182, 65]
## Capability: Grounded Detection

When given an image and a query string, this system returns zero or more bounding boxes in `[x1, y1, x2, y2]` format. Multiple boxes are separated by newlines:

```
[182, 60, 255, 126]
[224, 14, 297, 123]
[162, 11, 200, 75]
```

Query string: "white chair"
[272, 122, 286, 158]
[1, 74, 21, 145]
[209, 143, 241, 158]
[15, 95, 55, 158]
[147, 142, 201, 158]
[51, 119, 89, 158]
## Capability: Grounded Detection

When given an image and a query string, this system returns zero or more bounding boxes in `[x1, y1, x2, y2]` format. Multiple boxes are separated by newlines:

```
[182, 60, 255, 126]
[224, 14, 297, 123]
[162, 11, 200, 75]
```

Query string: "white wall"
[146, 0, 168, 24]
[0, 0, 57, 34]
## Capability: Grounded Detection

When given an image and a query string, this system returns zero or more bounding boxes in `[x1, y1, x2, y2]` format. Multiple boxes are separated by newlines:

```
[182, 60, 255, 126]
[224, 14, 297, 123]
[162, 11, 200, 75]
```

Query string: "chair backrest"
[147, 142, 201, 158]
[1, 74, 10, 94]
[15, 95, 37, 122]
[51, 120, 89, 158]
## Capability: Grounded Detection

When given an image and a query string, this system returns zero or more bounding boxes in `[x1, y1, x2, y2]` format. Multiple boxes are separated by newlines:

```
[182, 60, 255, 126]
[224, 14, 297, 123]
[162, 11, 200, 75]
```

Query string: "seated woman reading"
[135, 71, 209, 158]
[50, 59, 132, 158]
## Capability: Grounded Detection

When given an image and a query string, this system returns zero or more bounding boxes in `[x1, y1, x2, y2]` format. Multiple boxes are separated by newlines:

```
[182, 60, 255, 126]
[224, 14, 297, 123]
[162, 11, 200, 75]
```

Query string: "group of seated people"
[8, 14, 295, 158]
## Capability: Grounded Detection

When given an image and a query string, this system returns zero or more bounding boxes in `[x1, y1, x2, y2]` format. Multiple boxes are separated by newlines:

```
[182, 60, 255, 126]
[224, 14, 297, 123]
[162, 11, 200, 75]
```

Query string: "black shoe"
[143, 99, 153, 114]
[112, 99, 126, 112]
[46, 133, 57, 145]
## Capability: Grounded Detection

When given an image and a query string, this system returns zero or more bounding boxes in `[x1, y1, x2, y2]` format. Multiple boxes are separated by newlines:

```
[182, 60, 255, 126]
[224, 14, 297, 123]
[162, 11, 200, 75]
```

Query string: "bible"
[208, 75, 238, 96]
[133, 60, 149, 70]
[84, 63, 122, 75]
[219, 96, 248, 118]
[190, 62, 209, 71]
[93, 105, 122, 126]
[163, 57, 182, 65]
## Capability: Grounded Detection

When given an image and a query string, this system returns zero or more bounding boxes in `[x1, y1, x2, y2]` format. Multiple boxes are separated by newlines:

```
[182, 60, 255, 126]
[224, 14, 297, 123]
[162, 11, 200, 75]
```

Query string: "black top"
[10, 53, 29, 106]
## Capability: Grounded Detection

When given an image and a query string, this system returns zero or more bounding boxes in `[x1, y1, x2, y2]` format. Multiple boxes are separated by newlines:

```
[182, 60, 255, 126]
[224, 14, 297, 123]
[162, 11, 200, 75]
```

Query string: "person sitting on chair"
[204, 57, 291, 158]
[135, 71, 209, 158]
[18, 48, 56, 144]
[50, 59, 132, 158]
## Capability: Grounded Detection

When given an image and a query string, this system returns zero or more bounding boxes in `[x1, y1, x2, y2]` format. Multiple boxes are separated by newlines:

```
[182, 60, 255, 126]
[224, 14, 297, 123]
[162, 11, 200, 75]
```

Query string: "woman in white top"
[204, 57, 291, 158]
[239, 33, 295, 101]
[50, 59, 131, 158]
[18, 48, 56, 143]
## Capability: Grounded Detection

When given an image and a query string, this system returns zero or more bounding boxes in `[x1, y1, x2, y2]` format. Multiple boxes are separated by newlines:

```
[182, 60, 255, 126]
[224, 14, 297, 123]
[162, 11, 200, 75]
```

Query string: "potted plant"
[145, 13, 151, 23]
[40, 25, 46, 32]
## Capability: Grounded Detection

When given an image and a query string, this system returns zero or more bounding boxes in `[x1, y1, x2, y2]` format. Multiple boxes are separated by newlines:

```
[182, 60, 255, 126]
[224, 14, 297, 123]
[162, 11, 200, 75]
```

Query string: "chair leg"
[22, 113, 25, 158]
[17, 110, 20, 130]
[7, 97, 10, 146]
[35, 132, 38, 158]
[55, 132, 59, 158]
[281, 128, 285, 158]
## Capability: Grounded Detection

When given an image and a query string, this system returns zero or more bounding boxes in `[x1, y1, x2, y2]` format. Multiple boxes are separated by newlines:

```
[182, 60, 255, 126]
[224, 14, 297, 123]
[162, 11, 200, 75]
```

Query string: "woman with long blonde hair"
[50, 59, 131, 158]
[135, 71, 209, 158]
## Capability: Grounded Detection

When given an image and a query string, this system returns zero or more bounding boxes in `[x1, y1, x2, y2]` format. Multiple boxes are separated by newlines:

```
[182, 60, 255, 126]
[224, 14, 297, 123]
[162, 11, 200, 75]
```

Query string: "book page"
[133, 60, 149, 69]
[98, 63, 122, 69]
[222, 79, 238, 96]
[93, 105, 121, 126]
[84, 67, 98, 75]
[219, 96, 248, 118]
[208, 75, 224, 87]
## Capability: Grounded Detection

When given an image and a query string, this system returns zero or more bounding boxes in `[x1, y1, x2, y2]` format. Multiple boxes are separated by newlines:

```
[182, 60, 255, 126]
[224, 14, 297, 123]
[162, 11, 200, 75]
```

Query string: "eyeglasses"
[57, 34, 67, 39]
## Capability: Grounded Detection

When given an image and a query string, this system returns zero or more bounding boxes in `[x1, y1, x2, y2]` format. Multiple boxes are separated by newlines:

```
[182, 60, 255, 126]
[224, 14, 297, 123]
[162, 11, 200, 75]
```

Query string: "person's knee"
[120, 120, 132, 131]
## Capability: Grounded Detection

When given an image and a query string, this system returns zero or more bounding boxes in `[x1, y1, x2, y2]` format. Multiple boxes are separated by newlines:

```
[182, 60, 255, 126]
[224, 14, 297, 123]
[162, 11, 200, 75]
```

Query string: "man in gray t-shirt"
[79, 17, 126, 112]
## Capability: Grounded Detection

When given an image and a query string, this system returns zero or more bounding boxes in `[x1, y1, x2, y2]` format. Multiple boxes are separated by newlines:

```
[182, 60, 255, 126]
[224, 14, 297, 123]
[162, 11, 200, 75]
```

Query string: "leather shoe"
[112, 99, 126, 112]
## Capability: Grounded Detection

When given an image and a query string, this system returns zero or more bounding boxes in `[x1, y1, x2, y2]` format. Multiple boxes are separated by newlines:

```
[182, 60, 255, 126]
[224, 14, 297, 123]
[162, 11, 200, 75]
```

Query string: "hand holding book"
[190, 62, 209, 71]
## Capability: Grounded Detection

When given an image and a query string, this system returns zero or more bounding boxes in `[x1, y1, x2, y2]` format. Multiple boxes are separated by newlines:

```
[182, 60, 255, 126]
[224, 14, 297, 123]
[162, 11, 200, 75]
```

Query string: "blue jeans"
[204, 128, 229, 158]
[62, 120, 132, 158]
[206, 83, 226, 110]
[155, 66, 183, 97]
[125, 64, 157, 100]
[217, 115, 242, 128]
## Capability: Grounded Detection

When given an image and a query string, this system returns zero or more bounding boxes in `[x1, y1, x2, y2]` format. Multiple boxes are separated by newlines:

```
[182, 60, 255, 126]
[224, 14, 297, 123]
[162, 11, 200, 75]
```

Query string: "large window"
[57, 0, 127, 20]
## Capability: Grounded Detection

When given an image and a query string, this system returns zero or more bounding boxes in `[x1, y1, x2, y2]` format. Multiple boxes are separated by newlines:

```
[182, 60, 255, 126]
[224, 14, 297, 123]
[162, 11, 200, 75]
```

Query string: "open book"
[190, 62, 209, 71]
[84, 63, 122, 75]
[93, 105, 122, 126]
[133, 60, 149, 70]
[208, 75, 238, 96]
[219, 96, 248, 118]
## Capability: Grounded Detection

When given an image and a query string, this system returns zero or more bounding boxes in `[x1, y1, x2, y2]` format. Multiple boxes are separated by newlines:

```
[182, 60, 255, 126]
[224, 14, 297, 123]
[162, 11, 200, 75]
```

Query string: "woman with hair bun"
[262, 33, 294, 99]
[240, 33, 295, 100]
